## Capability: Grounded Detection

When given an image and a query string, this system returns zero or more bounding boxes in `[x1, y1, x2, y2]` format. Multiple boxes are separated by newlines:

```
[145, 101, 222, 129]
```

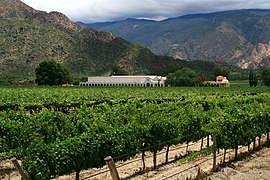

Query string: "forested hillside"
[1, 0, 212, 84]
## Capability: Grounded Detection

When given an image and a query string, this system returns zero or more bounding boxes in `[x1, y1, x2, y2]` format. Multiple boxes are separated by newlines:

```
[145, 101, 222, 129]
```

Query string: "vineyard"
[0, 86, 270, 179]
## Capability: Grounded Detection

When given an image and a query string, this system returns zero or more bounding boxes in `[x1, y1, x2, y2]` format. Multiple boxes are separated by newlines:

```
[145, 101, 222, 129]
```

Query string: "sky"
[21, 0, 270, 23]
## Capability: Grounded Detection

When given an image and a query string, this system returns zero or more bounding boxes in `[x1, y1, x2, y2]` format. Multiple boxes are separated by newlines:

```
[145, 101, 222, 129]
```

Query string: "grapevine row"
[0, 88, 269, 179]
[0, 86, 268, 112]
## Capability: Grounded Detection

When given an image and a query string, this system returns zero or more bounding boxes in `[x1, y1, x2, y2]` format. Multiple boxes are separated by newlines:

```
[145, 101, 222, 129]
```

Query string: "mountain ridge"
[84, 9, 270, 69]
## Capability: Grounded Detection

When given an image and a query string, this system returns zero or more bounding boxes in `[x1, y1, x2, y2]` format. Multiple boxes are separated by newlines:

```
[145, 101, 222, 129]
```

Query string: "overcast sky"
[21, 0, 270, 23]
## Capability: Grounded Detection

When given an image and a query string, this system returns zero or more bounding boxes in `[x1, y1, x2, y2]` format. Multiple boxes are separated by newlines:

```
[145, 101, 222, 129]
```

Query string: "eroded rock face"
[239, 43, 270, 69]
[166, 20, 270, 69]
[48, 11, 82, 32]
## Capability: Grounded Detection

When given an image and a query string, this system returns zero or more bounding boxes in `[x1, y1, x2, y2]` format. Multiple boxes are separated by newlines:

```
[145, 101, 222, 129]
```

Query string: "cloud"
[21, 0, 270, 23]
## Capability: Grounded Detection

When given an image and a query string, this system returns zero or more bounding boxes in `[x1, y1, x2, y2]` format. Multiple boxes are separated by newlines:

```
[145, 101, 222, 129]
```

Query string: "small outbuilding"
[203, 76, 230, 87]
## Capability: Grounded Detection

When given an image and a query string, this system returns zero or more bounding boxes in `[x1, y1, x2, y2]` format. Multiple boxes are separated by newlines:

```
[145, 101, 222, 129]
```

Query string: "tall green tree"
[35, 61, 71, 86]
[111, 65, 129, 75]
[166, 68, 202, 87]
[213, 66, 230, 78]
[261, 68, 270, 87]
[249, 69, 258, 87]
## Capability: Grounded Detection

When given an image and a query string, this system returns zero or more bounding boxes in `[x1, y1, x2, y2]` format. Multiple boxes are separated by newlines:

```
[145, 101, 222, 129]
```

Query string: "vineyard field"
[0, 86, 269, 179]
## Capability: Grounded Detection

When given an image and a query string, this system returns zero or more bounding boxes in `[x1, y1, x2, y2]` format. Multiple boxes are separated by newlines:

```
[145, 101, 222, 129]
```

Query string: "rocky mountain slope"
[1, 0, 201, 84]
[83, 9, 270, 69]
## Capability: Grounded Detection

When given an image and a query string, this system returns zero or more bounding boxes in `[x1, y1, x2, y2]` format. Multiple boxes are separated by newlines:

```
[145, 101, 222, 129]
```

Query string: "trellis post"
[104, 156, 120, 180]
[212, 134, 217, 172]
[11, 157, 31, 180]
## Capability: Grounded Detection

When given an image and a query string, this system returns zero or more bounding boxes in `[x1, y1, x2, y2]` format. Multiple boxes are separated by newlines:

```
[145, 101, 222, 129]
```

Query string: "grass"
[230, 80, 266, 88]
[179, 147, 213, 164]
[255, 163, 269, 169]
[230, 80, 249, 87]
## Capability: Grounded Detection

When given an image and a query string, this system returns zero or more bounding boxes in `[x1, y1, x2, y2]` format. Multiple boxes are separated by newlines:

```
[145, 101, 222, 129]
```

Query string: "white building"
[80, 75, 167, 87]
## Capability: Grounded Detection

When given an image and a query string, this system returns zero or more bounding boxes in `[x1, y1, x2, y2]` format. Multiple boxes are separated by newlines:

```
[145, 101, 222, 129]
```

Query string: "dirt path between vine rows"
[207, 147, 270, 180]
[1, 137, 270, 180]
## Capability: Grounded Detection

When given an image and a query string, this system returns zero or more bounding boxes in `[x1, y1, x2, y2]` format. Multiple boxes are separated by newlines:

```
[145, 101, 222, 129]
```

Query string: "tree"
[213, 67, 230, 78]
[166, 68, 202, 87]
[151, 65, 181, 76]
[249, 69, 258, 87]
[261, 68, 270, 87]
[35, 61, 71, 86]
[111, 65, 129, 75]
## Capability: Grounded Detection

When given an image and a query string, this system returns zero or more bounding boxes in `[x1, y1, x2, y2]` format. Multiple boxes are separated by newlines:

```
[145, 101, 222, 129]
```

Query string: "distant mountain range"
[80, 9, 270, 69]
[0, 0, 225, 84]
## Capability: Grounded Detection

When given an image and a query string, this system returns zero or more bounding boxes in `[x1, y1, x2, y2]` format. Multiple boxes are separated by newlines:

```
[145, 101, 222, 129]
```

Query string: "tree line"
[249, 68, 270, 87]
[35, 60, 270, 87]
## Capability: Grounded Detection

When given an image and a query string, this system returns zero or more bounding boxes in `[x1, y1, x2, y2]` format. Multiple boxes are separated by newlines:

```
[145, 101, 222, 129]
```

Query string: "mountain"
[0, 0, 201, 84]
[84, 9, 270, 69]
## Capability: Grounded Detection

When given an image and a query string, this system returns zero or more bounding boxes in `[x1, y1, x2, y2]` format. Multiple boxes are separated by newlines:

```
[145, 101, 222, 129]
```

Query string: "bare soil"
[1, 137, 270, 180]
[207, 147, 270, 180]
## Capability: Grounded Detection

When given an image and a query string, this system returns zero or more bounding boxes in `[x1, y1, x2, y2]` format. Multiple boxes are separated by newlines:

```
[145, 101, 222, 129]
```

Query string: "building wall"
[80, 76, 166, 87]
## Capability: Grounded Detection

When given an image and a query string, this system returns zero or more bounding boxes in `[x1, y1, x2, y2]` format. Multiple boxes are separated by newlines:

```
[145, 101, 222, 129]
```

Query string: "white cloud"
[21, 0, 270, 23]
